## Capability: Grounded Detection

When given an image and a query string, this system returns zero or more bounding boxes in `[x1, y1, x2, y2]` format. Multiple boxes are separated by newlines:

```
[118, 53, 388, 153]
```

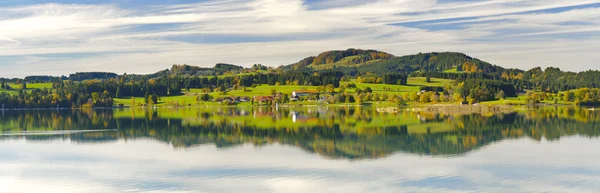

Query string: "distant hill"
[68, 72, 118, 81]
[25, 75, 65, 82]
[7, 48, 600, 93]
[352, 52, 508, 75]
[10, 50, 527, 81]
[169, 63, 244, 76]
[282, 48, 394, 71]
[62, 51, 506, 80]
[214, 63, 244, 71]
[51, 63, 246, 81]
[280, 49, 515, 75]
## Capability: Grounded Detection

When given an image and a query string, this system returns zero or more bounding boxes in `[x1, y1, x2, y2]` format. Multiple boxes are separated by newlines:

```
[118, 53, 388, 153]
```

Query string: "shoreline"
[1, 103, 596, 112]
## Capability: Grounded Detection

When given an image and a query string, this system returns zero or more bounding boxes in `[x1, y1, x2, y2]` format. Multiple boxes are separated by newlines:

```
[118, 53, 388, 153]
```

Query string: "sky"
[0, 0, 599, 78]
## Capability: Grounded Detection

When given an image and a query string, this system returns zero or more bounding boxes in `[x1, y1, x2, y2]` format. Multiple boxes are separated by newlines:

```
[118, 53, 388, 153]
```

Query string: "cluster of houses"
[215, 90, 320, 104]
[215, 95, 277, 104]
[254, 96, 275, 103]
[215, 96, 251, 103]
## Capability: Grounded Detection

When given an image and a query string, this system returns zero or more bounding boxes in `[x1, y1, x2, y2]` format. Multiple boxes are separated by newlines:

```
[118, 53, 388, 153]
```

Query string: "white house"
[292, 90, 318, 98]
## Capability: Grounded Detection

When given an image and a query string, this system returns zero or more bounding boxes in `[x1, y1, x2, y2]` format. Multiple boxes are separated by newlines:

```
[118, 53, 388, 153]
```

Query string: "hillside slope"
[169, 63, 244, 76]
[353, 52, 507, 74]
[282, 48, 394, 71]
[281, 50, 518, 76]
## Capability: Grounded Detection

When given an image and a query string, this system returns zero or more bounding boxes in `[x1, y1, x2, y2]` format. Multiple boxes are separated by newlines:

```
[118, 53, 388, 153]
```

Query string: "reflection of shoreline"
[1, 107, 599, 160]
[401, 104, 515, 115]
[0, 129, 117, 136]
[0, 104, 592, 116]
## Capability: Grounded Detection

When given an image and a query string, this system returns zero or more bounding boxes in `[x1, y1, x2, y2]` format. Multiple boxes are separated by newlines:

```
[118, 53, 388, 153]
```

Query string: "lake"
[1, 107, 599, 193]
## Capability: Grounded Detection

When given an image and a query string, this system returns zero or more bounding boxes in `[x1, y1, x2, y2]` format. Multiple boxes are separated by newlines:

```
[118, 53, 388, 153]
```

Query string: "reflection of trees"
[1, 107, 600, 160]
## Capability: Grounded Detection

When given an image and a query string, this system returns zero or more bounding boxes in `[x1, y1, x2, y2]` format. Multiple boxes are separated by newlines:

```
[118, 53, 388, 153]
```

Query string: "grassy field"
[443, 68, 468, 74]
[114, 95, 212, 107]
[444, 68, 458, 73]
[0, 88, 18, 95]
[212, 85, 321, 97]
[341, 77, 454, 95]
[1, 83, 54, 95]
[480, 94, 574, 105]
[8, 83, 53, 90]
[480, 96, 527, 105]
[407, 77, 453, 86]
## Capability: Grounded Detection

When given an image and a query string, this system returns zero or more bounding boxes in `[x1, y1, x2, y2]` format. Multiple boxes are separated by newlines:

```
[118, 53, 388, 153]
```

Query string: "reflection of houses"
[291, 90, 318, 100]
[291, 112, 319, 123]
[253, 111, 275, 117]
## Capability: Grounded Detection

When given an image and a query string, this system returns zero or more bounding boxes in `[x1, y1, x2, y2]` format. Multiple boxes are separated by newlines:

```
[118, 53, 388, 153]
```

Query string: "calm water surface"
[1, 107, 600, 193]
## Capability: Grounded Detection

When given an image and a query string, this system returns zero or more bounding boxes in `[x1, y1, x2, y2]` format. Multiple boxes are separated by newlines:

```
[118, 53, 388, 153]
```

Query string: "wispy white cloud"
[0, 0, 598, 77]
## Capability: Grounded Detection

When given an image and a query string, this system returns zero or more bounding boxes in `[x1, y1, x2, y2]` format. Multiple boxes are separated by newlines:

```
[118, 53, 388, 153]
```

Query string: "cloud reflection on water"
[0, 136, 599, 193]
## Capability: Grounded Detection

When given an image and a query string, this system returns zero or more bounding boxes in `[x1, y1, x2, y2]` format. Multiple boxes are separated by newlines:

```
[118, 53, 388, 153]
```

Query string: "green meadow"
[341, 77, 454, 95]
[443, 68, 469, 74]
[1, 83, 54, 95]
[8, 83, 53, 90]
[481, 98, 574, 106]
[0, 88, 18, 95]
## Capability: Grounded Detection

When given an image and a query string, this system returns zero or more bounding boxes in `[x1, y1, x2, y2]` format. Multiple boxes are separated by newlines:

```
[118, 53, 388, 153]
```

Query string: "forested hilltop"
[1, 48, 600, 108]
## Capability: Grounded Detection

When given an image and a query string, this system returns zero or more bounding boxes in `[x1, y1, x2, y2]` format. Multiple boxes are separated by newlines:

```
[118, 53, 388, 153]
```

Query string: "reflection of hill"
[1, 107, 599, 159]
